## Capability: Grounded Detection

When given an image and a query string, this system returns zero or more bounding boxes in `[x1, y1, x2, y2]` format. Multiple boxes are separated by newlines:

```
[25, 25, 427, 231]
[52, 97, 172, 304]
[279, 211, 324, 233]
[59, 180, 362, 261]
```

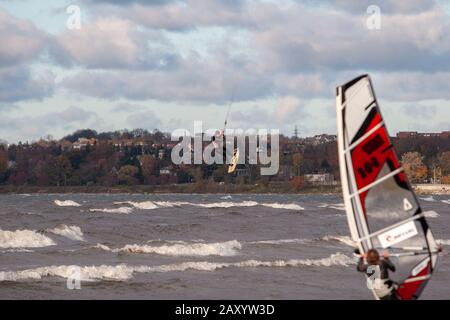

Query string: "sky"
[0, 0, 449, 143]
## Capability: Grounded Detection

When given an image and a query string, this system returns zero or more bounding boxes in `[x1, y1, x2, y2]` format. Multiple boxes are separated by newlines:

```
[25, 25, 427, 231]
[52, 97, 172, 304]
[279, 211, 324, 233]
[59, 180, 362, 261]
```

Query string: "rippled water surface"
[0, 193, 448, 299]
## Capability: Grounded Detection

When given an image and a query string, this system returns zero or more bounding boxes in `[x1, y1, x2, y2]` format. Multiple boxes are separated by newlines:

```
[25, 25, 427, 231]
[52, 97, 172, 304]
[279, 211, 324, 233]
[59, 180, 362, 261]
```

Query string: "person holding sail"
[357, 249, 398, 300]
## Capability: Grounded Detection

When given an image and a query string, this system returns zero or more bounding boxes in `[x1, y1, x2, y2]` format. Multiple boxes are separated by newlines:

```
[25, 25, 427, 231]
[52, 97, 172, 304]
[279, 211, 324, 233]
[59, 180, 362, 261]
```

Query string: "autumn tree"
[439, 151, 450, 184]
[0, 148, 8, 183]
[140, 155, 158, 183]
[439, 151, 450, 175]
[118, 165, 139, 185]
[290, 176, 304, 191]
[49, 155, 73, 186]
[292, 152, 302, 176]
[401, 152, 428, 183]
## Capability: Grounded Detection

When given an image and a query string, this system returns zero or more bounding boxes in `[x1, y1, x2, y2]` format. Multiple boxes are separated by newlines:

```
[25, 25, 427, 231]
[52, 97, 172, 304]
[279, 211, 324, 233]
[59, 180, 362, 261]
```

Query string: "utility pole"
[293, 125, 299, 139]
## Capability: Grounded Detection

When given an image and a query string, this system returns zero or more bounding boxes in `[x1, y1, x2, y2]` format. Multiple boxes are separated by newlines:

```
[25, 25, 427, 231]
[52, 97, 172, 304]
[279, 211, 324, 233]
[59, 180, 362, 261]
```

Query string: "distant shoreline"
[0, 183, 448, 195]
[0, 183, 341, 195]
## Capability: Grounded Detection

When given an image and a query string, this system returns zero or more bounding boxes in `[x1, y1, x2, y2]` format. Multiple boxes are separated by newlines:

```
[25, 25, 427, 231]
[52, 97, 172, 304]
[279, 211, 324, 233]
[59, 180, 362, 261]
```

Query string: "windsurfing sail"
[336, 75, 439, 300]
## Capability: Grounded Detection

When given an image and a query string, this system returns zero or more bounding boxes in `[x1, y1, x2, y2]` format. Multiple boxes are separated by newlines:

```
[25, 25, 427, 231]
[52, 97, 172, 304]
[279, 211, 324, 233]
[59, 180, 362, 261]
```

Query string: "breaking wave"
[0, 252, 355, 282]
[250, 235, 356, 248]
[261, 203, 304, 210]
[0, 229, 56, 248]
[248, 239, 311, 245]
[46, 225, 84, 241]
[321, 235, 357, 247]
[196, 201, 259, 208]
[54, 200, 81, 207]
[318, 203, 346, 211]
[89, 207, 133, 214]
[113, 200, 304, 211]
[441, 199, 450, 205]
[423, 210, 440, 218]
[420, 196, 436, 202]
[94, 240, 242, 257]
[114, 201, 160, 210]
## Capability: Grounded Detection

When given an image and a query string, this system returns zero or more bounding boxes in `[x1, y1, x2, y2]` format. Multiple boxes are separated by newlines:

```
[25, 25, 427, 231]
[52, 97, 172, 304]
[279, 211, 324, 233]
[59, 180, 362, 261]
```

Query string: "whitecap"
[46, 225, 84, 241]
[95, 240, 242, 257]
[424, 210, 440, 218]
[0, 253, 355, 282]
[420, 196, 436, 202]
[0, 229, 56, 248]
[54, 200, 81, 207]
[89, 207, 133, 214]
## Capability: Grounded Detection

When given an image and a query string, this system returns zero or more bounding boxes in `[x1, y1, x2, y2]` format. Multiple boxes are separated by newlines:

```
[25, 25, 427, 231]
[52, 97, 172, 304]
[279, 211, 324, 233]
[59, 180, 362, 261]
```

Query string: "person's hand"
[382, 251, 390, 258]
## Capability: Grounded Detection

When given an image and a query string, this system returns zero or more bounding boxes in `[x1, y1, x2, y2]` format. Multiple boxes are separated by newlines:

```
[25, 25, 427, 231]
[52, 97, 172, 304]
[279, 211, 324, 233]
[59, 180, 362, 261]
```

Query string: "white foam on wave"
[261, 203, 304, 210]
[46, 225, 84, 241]
[0, 229, 56, 248]
[423, 210, 440, 218]
[54, 200, 81, 207]
[94, 240, 242, 257]
[249, 235, 356, 247]
[220, 195, 233, 200]
[197, 201, 259, 208]
[248, 238, 310, 245]
[112, 200, 304, 211]
[89, 207, 133, 214]
[0, 264, 134, 282]
[441, 200, 450, 205]
[420, 196, 436, 202]
[0, 252, 355, 282]
[318, 203, 346, 211]
[321, 235, 357, 247]
[114, 201, 159, 210]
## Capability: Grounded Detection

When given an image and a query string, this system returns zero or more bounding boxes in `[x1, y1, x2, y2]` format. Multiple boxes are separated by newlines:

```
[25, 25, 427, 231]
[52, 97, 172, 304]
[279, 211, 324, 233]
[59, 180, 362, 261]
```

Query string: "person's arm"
[383, 258, 396, 272]
[382, 251, 396, 272]
[357, 257, 367, 272]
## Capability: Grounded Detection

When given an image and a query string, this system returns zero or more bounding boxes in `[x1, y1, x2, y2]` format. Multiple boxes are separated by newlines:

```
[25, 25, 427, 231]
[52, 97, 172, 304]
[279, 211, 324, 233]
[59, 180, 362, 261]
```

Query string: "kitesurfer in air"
[357, 248, 398, 300]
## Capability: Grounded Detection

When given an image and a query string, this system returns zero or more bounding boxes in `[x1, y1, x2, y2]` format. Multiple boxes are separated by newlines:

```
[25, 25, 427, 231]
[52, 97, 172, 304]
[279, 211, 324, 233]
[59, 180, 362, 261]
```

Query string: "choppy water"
[0, 193, 449, 299]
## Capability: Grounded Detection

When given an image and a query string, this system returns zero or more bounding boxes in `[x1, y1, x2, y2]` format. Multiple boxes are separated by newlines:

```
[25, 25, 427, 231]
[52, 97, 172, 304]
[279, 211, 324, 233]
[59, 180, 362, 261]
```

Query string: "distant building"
[397, 131, 417, 139]
[304, 134, 337, 145]
[397, 131, 450, 139]
[158, 149, 166, 159]
[235, 167, 250, 177]
[304, 173, 335, 185]
[159, 167, 173, 175]
[72, 138, 96, 150]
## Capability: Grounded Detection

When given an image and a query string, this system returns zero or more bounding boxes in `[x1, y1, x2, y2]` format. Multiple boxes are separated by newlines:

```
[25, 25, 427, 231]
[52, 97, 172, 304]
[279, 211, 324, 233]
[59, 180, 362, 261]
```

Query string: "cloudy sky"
[0, 0, 449, 143]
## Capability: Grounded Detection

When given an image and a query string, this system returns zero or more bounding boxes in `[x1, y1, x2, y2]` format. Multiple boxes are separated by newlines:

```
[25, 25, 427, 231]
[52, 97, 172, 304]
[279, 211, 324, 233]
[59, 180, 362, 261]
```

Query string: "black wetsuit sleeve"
[357, 258, 367, 272]
[383, 258, 396, 272]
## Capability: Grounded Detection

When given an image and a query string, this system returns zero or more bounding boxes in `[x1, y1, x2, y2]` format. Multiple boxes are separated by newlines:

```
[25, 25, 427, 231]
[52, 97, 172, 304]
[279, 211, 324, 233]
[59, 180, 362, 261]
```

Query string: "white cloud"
[0, 8, 47, 66]
[0, 106, 101, 142]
